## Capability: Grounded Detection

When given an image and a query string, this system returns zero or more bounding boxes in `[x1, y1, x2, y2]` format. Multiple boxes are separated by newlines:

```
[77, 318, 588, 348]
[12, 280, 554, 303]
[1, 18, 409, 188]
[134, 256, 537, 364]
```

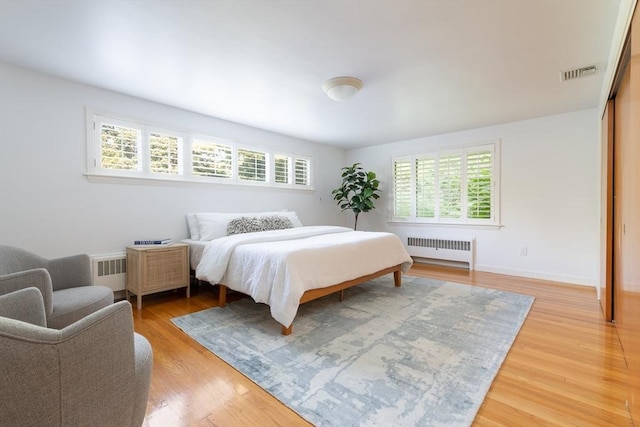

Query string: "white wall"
[347, 110, 600, 286]
[0, 62, 601, 286]
[0, 63, 346, 257]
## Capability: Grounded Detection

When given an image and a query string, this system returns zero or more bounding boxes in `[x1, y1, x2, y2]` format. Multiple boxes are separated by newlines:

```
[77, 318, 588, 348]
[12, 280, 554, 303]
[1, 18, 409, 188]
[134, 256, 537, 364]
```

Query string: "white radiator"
[406, 237, 475, 270]
[91, 253, 127, 291]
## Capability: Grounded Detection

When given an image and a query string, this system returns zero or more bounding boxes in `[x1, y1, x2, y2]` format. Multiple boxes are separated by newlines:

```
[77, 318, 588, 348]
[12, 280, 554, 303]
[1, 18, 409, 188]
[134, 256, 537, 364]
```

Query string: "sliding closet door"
[613, 4, 640, 422]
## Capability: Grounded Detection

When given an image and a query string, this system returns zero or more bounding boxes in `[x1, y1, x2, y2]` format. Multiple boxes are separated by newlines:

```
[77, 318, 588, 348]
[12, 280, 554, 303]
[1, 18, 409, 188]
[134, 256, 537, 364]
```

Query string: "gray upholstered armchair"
[0, 245, 114, 329]
[0, 287, 153, 427]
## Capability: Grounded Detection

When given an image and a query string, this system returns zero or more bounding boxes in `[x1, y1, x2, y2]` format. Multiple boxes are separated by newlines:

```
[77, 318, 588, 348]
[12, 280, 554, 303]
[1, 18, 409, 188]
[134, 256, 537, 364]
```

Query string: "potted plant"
[331, 163, 381, 230]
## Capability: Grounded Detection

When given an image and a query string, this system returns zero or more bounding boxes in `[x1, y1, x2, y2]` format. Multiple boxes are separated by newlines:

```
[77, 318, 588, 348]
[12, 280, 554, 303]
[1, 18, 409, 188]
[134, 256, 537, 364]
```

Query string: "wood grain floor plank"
[134, 264, 636, 426]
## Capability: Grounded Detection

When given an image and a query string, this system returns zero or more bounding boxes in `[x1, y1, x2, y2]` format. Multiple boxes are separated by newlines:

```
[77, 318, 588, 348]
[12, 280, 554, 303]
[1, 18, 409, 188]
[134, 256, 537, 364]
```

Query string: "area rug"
[171, 275, 534, 426]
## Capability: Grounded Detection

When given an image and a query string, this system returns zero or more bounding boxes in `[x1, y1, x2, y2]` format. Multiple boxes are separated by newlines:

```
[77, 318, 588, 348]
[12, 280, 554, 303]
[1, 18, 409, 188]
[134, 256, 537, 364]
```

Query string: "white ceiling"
[0, 0, 622, 149]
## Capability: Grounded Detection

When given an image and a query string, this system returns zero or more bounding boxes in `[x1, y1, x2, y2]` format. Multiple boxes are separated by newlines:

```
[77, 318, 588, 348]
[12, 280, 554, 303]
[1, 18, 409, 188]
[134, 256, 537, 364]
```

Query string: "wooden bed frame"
[217, 264, 403, 335]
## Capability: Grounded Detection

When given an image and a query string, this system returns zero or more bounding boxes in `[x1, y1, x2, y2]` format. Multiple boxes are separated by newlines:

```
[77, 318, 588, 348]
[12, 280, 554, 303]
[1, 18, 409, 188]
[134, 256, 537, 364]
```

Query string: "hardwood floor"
[133, 264, 636, 426]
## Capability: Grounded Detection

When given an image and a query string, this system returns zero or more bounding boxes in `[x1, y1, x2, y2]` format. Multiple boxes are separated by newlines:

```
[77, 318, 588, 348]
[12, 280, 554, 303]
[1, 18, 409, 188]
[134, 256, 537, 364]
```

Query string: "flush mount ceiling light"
[322, 76, 363, 101]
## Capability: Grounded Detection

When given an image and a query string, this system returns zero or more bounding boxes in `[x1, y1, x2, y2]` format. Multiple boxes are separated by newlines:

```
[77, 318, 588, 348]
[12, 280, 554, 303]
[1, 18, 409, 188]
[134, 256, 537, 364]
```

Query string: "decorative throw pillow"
[260, 215, 293, 231]
[227, 217, 264, 235]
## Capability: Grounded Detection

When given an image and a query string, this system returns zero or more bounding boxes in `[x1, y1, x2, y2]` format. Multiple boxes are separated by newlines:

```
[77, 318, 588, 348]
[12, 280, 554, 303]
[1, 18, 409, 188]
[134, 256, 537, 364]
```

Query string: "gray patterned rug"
[171, 275, 533, 426]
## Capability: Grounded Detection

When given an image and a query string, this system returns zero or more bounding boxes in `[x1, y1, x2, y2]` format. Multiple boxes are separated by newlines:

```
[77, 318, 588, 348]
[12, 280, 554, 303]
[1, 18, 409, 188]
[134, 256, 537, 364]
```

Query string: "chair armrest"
[48, 254, 92, 291]
[0, 287, 46, 326]
[132, 332, 153, 426]
[0, 269, 53, 318]
[59, 300, 141, 425]
[0, 300, 143, 426]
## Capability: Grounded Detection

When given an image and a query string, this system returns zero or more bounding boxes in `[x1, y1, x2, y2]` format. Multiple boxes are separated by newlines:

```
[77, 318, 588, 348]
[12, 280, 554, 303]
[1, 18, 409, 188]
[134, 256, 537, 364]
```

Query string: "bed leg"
[281, 324, 292, 335]
[218, 284, 227, 307]
[339, 290, 345, 302]
[394, 270, 402, 287]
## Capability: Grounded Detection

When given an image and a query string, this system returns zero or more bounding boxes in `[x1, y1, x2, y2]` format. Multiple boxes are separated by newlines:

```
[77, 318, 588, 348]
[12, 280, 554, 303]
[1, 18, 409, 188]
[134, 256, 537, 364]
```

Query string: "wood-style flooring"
[132, 264, 636, 426]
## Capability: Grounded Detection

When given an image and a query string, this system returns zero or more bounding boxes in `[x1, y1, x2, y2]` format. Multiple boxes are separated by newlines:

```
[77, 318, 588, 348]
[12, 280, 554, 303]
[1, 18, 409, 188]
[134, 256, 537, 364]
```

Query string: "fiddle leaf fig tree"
[331, 163, 381, 230]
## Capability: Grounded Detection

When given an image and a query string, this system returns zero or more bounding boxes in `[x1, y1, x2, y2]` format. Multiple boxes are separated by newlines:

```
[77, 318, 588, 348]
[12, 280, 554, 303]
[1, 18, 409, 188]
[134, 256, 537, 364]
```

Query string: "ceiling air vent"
[561, 65, 598, 82]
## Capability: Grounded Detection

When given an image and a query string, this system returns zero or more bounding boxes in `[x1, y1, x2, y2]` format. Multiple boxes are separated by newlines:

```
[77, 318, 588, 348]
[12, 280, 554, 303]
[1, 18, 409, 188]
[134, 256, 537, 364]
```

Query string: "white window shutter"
[238, 148, 267, 182]
[191, 139, 233, 178]
[393, 159, 412, 218]
[294, 158, 310, 185]
[99, 122, 142, 171]
[438, 153, 462, 219]
[274, 155, 290, 184]
[149, 132, 182, 175]
[466, 148, 493, 220]
[415, 156, 436, 219]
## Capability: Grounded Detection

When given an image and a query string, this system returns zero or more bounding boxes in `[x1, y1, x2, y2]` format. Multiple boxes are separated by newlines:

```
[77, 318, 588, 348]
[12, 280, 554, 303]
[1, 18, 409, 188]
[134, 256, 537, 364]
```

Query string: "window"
[393, 160, 413, 217]
[86, 110, 313, 189]
[271, 155, 311, 186]
[466, 148, 494, 220]
[392, 141, 499, 225]
[438, 153, 462, 219]
[238, 148, 267, 182]
[415, 156, 436, 218]
[294, 158, 310, 186]
[191, 138, 233, 179]
[93, 116, 186, 178]
[149, 130, 183, 175]
[274, 155, 289, 184]
[98, 119, 142, 172]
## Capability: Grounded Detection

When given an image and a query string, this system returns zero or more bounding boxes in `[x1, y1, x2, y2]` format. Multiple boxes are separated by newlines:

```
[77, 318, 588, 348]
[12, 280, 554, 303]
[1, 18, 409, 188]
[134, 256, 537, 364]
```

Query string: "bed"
[184, 211, 413, 335]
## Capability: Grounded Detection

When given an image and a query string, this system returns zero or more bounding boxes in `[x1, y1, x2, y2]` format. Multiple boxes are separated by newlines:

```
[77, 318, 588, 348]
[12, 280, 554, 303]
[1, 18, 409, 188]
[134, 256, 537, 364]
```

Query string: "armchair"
[0, 287, 153, 427]
[0, 245, 114, 328]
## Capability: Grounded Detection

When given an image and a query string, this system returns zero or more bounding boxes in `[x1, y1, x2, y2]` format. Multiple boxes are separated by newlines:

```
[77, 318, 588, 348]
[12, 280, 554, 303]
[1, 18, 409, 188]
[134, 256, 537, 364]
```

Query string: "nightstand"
[126, 243, 190, 309]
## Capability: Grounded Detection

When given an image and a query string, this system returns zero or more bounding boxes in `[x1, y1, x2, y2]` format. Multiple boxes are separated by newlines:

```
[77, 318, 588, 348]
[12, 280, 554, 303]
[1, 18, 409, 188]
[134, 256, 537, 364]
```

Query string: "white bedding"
[194, 226, 413, 327]
[181, 239, 207, 270]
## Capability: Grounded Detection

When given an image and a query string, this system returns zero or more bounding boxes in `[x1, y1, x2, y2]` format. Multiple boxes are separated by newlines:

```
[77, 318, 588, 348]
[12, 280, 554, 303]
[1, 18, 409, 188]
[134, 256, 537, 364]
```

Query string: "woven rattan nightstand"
[126, 243, 190, 309]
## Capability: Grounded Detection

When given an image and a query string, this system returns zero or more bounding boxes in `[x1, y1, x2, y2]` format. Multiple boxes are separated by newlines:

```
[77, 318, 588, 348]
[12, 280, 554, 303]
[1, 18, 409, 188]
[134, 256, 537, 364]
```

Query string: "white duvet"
[195, 226, 413, 327]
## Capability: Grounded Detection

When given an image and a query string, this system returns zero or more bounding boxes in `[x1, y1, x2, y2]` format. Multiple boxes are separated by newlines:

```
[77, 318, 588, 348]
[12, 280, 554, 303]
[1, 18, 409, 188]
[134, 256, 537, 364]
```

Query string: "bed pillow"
[227, 217, 265, 235]
[185, 213, 200, 240]
[196, 212, 239, 241]
[279, 211, 303, 228]
[260, 215, 294, 231]
[195, 210, 303, 240]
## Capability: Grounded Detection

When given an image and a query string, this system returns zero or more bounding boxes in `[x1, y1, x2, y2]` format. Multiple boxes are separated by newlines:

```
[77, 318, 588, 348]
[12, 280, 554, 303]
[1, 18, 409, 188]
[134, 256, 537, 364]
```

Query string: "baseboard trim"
[475, 264, 595, 288]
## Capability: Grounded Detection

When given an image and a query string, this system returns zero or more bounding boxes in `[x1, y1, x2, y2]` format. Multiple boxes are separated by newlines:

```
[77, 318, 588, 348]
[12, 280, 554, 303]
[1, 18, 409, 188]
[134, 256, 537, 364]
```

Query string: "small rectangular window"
[149, 131, 182, 175]
[191, 139, 233, 179]
[99, 122, 141, 171]
[294, 158, 310, 186]
[238, 148, 267, 182]
[274, 155, 290, 184]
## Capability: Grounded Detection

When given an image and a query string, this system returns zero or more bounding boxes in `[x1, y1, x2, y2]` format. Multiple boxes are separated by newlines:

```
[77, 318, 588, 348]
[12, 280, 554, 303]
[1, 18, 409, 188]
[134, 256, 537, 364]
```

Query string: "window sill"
[388, 220, 504, 230]
[84, 173, 316, 192]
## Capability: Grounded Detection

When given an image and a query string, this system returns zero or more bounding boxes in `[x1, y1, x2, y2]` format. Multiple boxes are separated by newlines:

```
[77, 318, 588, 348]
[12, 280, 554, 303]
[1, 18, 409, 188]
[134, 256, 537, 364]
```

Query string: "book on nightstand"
[133, 238, 172, 246]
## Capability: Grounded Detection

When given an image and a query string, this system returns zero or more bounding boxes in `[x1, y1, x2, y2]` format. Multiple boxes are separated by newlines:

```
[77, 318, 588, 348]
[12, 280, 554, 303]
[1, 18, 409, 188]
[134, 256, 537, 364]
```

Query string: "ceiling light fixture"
[323, 76, 363, 101]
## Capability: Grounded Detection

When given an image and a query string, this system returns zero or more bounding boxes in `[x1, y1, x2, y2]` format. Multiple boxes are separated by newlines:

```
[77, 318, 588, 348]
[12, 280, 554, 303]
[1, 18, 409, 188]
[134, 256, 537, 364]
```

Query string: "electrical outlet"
[520, 247, 528, 256]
